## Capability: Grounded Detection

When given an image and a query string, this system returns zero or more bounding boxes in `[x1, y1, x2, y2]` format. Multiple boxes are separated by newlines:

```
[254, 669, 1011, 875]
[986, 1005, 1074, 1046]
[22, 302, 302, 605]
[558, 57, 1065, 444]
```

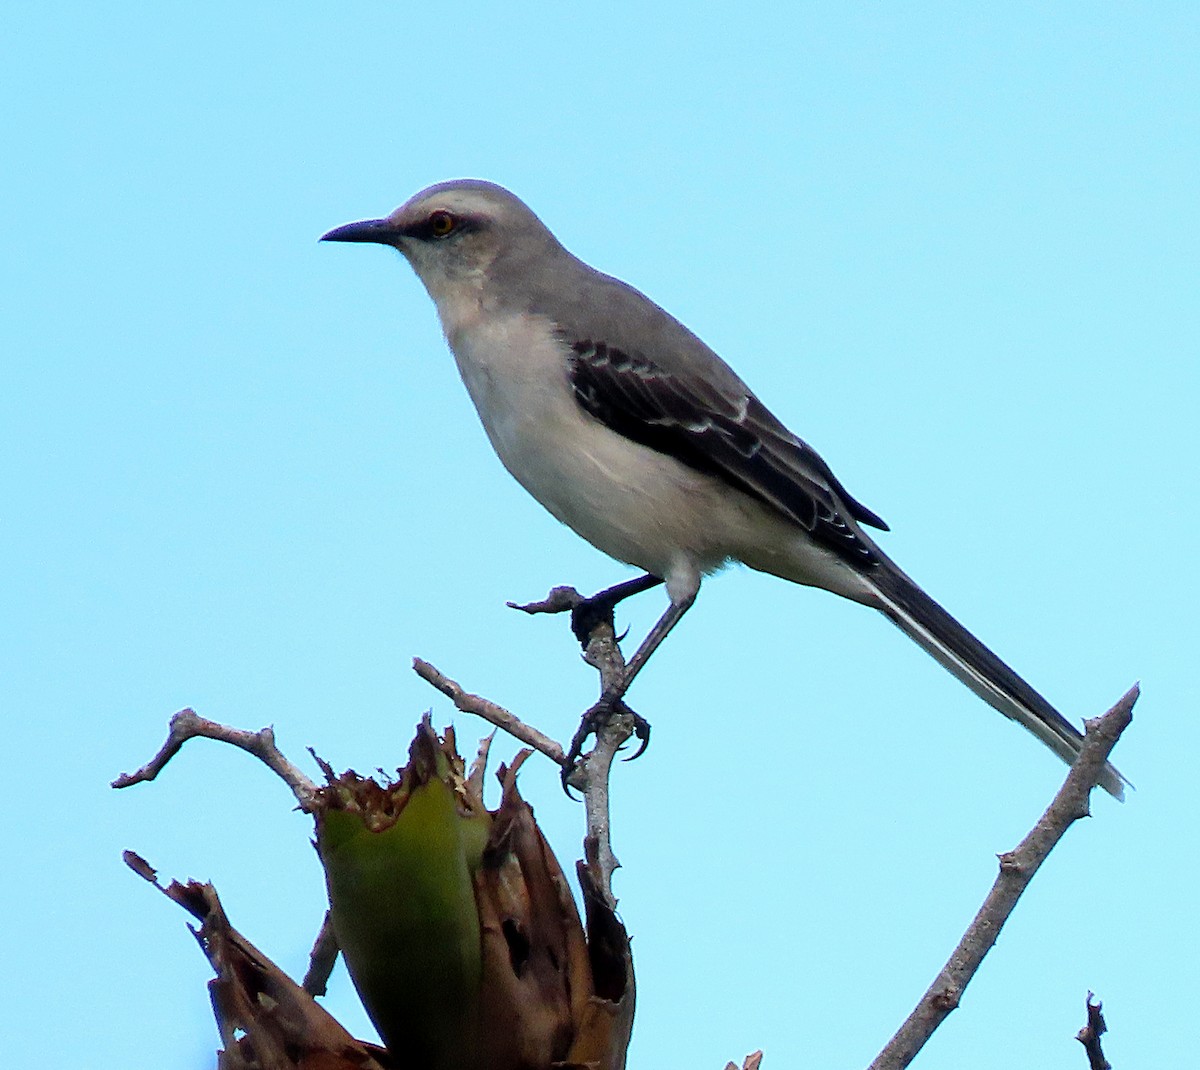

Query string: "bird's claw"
[617, 712, 651, 761]
[560, 696, 652, 793]
[561, 697, 614, 792]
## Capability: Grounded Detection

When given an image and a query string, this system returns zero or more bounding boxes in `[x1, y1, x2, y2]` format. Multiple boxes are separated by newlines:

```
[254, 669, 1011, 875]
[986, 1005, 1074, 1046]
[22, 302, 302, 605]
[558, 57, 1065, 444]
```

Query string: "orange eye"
[428, 210, 456, 237]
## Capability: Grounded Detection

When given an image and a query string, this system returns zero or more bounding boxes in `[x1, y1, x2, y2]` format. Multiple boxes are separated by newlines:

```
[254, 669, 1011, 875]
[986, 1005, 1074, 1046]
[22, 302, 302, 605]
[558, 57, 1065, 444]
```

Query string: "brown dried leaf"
[126, 855, 390, 1070]
[559, 852, 636, 1070]
[473, 753, 594, 1068]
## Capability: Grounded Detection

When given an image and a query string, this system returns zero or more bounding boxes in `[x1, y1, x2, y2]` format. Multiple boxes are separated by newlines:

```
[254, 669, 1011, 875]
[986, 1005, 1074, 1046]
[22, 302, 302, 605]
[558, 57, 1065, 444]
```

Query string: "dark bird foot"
[569, 595, 617, 647]
[568, 574, 664, 647]
[561, 695, 652, 792]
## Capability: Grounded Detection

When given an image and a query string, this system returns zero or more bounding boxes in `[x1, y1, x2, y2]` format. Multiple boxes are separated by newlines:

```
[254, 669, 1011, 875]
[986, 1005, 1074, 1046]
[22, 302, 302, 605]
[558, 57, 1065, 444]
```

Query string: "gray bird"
[322, 179, 1125, 800]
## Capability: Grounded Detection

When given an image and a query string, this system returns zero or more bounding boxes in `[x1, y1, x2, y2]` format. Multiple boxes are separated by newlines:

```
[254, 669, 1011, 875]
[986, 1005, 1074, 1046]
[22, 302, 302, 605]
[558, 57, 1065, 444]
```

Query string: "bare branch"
[412, 658, 567, 766]
[570, 617, 636, 908]
[868, 684, 1137, 1070]
[112, 708, 319, 809]
[1077, 993, 1112, 1070]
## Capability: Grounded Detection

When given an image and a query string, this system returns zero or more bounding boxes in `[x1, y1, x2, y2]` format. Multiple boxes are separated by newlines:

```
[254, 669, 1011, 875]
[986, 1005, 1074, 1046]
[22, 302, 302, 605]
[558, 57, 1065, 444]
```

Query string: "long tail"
[866, 563, 1127, 800]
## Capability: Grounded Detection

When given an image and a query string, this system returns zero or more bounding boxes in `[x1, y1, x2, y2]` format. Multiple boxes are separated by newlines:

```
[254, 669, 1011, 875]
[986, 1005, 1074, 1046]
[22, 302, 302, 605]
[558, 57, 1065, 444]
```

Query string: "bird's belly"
[489, 389, 729, 575]
[450, 335, 731, 577]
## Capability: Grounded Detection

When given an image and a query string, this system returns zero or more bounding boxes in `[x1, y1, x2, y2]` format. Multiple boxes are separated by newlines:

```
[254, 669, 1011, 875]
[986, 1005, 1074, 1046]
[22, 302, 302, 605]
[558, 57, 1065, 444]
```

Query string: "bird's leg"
[608, 590, 695, 702]
[556, 574, 662, 772]
[568, 573, 664, 645]
[563, 585, 697, 786]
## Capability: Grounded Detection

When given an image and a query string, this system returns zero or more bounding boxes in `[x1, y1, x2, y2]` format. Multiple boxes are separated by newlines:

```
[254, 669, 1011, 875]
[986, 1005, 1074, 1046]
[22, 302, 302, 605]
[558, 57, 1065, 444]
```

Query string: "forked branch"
[112, 707, 318, 808]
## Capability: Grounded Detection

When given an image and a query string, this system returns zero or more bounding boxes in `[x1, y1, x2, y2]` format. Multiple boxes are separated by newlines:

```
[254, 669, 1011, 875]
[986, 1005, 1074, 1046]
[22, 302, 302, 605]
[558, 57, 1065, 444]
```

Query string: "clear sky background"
[4, 4, 1197, 1067]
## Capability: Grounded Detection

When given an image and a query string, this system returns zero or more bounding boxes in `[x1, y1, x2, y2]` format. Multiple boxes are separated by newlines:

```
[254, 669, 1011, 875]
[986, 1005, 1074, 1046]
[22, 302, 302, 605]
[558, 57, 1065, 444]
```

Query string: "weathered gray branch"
[412, 658, 567, 765]
[868, 684, 1137, 1070]
[574, 611, 636, 908]
[112, 707, 318, 809]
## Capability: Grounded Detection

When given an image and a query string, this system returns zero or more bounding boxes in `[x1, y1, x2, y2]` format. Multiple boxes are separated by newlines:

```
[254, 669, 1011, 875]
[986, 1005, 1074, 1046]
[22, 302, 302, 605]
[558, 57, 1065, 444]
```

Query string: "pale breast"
[442, 311, 720, 572]
[438, 307, 871, 603]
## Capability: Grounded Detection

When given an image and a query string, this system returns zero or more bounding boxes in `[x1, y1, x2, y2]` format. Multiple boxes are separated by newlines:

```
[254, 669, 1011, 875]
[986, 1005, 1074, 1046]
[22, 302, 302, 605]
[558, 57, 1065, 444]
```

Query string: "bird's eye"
[428, 210, 456, 237]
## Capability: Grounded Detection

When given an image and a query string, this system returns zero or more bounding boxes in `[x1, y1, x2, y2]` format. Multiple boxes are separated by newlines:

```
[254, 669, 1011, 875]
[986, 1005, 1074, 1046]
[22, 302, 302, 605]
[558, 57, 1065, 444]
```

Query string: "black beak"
[319, 218, 399, 244]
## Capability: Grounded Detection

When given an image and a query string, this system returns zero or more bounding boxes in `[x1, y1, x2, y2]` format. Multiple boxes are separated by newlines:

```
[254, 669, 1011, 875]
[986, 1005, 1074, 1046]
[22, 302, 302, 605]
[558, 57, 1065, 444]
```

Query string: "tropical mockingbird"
[322, 179, 1125, 800]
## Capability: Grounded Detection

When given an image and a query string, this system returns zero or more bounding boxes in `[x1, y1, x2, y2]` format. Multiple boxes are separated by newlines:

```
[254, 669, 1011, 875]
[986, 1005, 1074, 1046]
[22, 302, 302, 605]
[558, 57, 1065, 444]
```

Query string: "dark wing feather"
[566, 338, 887, 566]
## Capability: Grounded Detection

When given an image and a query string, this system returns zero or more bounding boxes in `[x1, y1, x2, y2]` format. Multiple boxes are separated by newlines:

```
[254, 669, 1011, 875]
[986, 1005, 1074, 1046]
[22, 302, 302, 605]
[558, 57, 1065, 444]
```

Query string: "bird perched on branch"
[322, 179, 1125, 800]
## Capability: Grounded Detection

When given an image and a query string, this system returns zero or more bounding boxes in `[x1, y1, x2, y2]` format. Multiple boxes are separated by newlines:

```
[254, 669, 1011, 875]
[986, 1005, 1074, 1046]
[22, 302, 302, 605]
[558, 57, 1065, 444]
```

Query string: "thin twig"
[868, 684, 1137, 1070]
[112, 708, 319, 809]
[411, 648, 627, 901]
[1077, 993, 1112, 1070]
[412, 658, 567, 766]
[507, 586, 586, 615]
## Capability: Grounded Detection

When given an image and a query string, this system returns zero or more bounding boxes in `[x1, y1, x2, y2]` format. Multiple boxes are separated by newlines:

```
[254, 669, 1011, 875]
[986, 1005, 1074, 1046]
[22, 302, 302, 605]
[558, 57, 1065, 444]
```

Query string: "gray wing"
[514, 248, 888, 566]
[564, 335, 888, 566]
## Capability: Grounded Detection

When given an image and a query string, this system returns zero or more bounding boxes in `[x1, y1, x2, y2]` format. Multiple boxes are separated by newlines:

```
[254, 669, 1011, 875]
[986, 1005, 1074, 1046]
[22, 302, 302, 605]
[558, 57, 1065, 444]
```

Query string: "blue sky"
[4, 4, 1197, 1067]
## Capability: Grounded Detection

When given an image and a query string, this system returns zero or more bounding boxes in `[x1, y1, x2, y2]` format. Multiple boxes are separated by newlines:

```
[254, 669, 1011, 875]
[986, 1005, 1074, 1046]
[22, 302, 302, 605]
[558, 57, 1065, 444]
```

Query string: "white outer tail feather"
[866, 569, 1127, 801]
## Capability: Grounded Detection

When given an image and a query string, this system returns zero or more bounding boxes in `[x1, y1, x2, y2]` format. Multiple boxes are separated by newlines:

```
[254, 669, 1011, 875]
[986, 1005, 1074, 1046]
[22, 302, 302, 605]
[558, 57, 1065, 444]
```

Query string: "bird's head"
[321, 180, 561, 307]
